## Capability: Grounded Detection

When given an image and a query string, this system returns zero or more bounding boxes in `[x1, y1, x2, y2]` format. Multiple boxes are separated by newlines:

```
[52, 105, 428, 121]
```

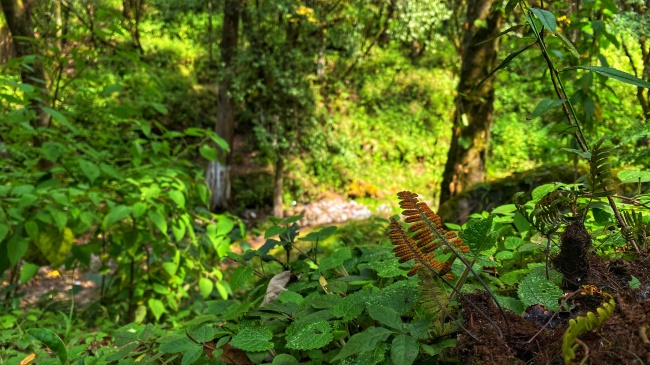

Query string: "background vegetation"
[1, 0, 649, 364]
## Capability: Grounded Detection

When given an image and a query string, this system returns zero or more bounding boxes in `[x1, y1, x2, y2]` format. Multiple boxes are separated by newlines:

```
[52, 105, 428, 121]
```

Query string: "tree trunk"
[439, 0, 502, 206]
[272, 156, 284, 218]
[1, 0, 50, 133]
[207, 0, 240, 211]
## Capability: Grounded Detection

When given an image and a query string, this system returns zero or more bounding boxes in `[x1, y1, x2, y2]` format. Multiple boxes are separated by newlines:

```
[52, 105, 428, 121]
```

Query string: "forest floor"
[457, 251, 650, 364]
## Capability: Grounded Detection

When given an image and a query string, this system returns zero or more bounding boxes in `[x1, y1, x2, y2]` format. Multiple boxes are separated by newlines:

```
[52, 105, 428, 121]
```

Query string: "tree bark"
[206, 0, 240, 211]
[439, 0, 502, 206]
[272, 156, 284, 218]
[1, 0, 50, 133]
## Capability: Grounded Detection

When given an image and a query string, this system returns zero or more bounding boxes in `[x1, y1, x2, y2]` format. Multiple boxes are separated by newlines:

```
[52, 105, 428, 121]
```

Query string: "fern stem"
[522, 1, 641, 254]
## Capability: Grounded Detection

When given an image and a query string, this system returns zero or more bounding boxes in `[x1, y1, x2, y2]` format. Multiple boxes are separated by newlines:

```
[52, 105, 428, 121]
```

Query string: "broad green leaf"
[159, 336, 195, 353]
[0, 225, 8, 242]
[332, 288, 371, 321]
[504, 236, 524, 250]
[25, 221, 39, 243]
[460, 216, 497, 255]
[319, 247, 351, 272]
[215, 281, 229, 300]
[102, 205, 131, 230]
[420, 339, 457, 356]
[517, 272, 563, 311]
[148, 298, 167, 321]
[32, 227, 74, 267]
[78, 159, 100, 183]
[285, 321, 333, 350]
[530, 8, 556, 34]
[42, 107, 68, 124]
[132, 202, 148, 219]
[168, 190, 186, 209]
[171, 218, 186, 241]
[162, 262, 178, 276]
[299, 226, 337, 242]
[105, 343, 139, 362]
[230, 327, 274, 352]
[230, 266, 254, 289]
[390, 335, 419, 365]
[264, 225, 287, 239]
[331, 327, 392, 361]
[216, 216, 235, 236]
[531, 99, 566, 119]
[271, 354, 299, 365]
[199, 145, 219, 161]
[368, 305, 403, 330]
[27, 328, 67, 364]
[148, 210, 168, 238]
[567, 65, 650, 88]
[617, 170, 650, 184]
[48, 208, 67, 232]
[278, 290, 304, 305]
[8, 236, 29, 265]
[18, 194, 38, 208]
[20, 262, 39, 284]
[532, 183, 561, 201]
[199, 278, 213, 299]
[101, 83, 123, 96]
[152, 102, 168, 115]
[50, 192, 69, 206]
[181, 345, 203, 365]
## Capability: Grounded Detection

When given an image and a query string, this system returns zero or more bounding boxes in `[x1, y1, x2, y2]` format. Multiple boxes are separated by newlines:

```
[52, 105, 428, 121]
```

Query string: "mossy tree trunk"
[1, 0, 50, 140]
[207, 0, 240, 211]
[439, 0, 503, 206]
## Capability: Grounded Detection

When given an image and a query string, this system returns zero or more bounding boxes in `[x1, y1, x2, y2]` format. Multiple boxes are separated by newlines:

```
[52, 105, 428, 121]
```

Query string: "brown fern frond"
[390, 191, 509, 338]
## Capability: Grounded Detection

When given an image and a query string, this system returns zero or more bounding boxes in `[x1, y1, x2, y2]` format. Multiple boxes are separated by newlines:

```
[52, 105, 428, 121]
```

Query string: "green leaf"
[27, 328, 68, 364]
[556, 32, 580, 58]
[390, 335, 419, 365]
[368, 305, 403, 330]
[517, 272, 563, 311]
[529, 8, 556, 34]
[286, 321, 333, 350]
[531, 99, 566, 119]
[331, 327, 393, 361]
[20, 262, 39, 284]
[42, 107, 69, 124]
[102, 205, 131, 230]
[271, 354, 299, 365]
[159, 336, 195, 353]
[332, 288, 371, 321]
[230, 266, 254, 289]
[25, 220, 39, 243]
[532, 183, 562, 201]
[230, 326, 274, 352]
[148, 298, 167, 321]
[420, 339, 457, 356]
[49, 208, 67, 232]
[78, 159, 100, 183]
[181, 345, 203, 365]
[199, 278, 214, 299]
[216, 281, 229, 300]
[217, 216, 235, 235]
[264, 225, 287, 239]
[0, 225, 9, 242]
[172, 218, 186, 241]
[8, 236, 29, 266]
[629, 276, 641, 289]
[299, 226, 337, 242]
[460, 216, 497, 255]
[168, 190, 186, 209]
[101, 83, 123, 96]
[617, 170, 650, 184]
[567, 66, 650, 88]
[199, 145, 219, 161]
[148, 210, 168, 238]
[152, 102, 168, 115]
[319, 247, 351, 272]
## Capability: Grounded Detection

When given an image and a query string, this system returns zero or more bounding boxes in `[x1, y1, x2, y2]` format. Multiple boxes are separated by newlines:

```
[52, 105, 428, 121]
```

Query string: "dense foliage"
[1, 0, 650, 364]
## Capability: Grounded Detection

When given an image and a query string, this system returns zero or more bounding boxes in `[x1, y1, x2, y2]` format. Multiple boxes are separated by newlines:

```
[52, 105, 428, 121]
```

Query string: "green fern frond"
[588, 137, 616, 198]
[562, 288, 616, 365]
[622, 210, 649, 247]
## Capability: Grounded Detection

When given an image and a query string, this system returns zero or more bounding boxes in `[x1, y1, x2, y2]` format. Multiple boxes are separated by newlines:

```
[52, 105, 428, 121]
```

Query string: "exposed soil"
[457, 250, 650, 365]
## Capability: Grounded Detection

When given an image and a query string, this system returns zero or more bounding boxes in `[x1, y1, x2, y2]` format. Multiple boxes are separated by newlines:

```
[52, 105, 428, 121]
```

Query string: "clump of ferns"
[388, 191, 510, 339]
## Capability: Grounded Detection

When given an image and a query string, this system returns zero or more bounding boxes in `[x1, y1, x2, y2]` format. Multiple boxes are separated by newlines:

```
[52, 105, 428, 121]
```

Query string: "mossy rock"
[438, 164, 585, 224]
